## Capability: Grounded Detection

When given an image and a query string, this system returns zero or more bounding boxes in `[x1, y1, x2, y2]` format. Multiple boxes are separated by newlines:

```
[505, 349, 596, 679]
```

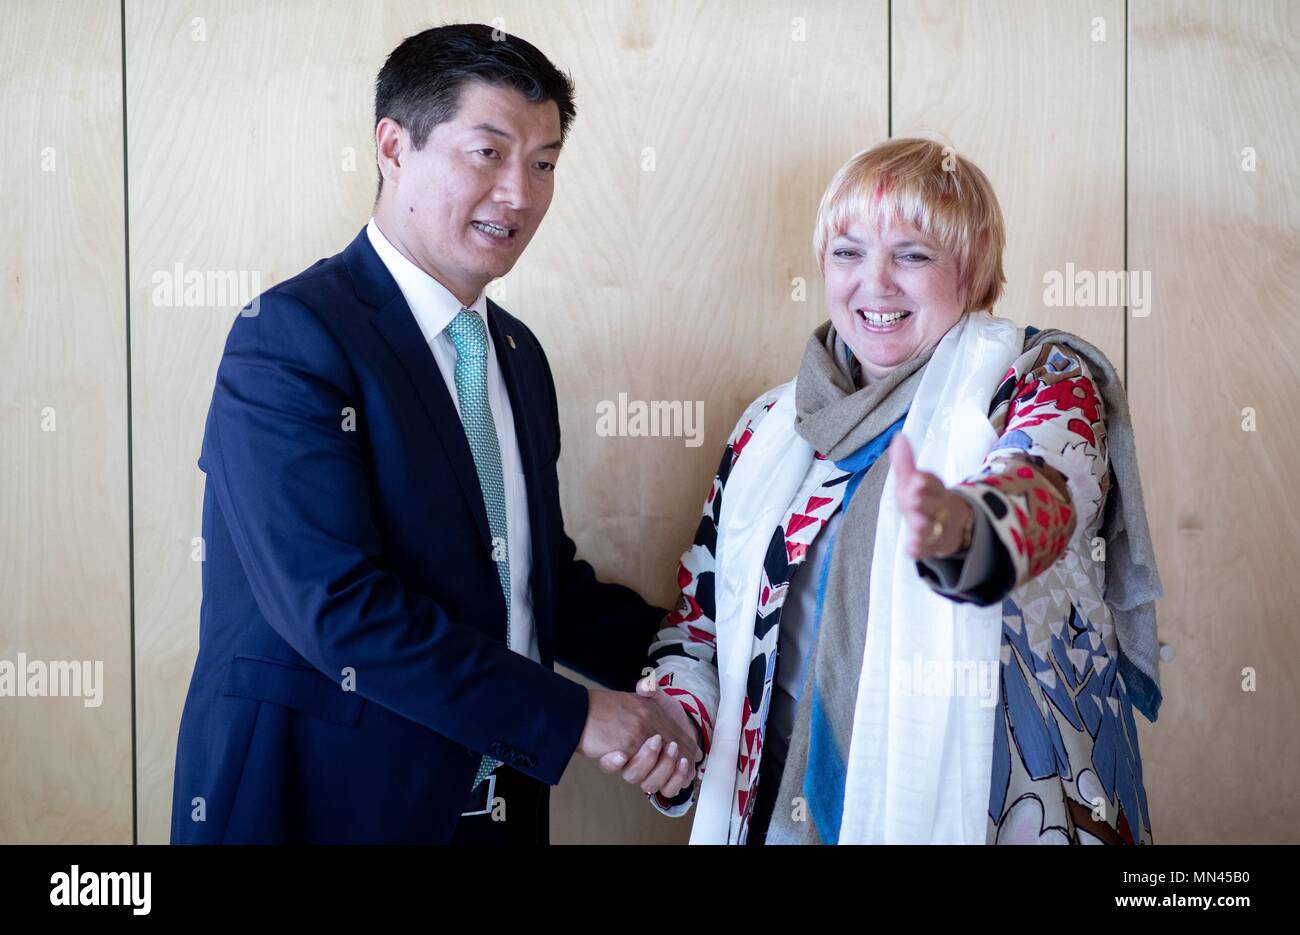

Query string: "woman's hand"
[598, 672, 700, 798]
[889, 433, 974, 560]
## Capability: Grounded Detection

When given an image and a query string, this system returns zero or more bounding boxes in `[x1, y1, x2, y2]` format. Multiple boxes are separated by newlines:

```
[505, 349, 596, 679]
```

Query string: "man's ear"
[375, 118, 406, 187]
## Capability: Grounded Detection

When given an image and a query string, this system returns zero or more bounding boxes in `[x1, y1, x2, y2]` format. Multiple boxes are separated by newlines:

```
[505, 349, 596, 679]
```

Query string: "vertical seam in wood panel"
[119, 0, 138, 846]
[1123, 0, 1129, 387]
[887, 0, 892, 137]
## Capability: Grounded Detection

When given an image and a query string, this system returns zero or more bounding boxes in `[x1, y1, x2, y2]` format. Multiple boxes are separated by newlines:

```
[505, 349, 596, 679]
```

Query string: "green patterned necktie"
[446, 308, 511, 791]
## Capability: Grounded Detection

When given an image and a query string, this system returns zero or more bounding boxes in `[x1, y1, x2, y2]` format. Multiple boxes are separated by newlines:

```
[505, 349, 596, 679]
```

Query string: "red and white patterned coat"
[648, 340, 1116, 844]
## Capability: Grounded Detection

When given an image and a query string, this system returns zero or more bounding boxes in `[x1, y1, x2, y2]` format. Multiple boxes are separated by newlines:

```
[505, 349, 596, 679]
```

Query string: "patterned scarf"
[763, 321, 933, 843]
[765, 320, 1163, 844]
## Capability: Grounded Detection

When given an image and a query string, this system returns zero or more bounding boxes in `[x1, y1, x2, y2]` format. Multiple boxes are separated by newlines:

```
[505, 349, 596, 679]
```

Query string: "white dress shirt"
[366, 218, 539, 664]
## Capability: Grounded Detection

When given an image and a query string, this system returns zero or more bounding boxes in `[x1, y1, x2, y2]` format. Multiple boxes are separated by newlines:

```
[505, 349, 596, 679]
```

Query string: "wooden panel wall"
[892, 0, 1126, 369]
[1129, 0, 1300, 843]
[0, 0, 132, 843]
[3, 0, 1295, 845]
[124, 0, 887, 845]
[464, 0, 889, 843]
[126, 0, 387, 845]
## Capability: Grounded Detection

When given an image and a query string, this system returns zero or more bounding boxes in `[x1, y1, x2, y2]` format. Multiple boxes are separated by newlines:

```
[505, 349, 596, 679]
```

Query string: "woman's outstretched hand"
[889, 433, 974, 560]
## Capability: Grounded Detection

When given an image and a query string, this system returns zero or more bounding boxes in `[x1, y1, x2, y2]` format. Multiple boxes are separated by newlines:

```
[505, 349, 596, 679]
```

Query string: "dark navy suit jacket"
[171, 226, 665, 843]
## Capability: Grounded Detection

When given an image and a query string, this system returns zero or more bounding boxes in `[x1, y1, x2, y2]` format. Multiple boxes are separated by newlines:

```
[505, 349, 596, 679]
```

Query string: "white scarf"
[694, 311, 1023, 844]
[689, 381, 823, 844]
[839, 309, 1023, 843]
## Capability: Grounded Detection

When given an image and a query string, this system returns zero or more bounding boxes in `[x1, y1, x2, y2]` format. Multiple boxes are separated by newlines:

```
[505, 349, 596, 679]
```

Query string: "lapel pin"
[506, 334, 516, 350]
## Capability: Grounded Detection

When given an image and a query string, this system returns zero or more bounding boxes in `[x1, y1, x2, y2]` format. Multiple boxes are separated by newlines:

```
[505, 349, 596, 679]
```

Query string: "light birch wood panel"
[1129, 0, 1300, 843]
[125, 0, 1300, 848]
[127, 0, 389, 844]
[128, 0, 887, 844]
[464, 0, 889, 843]
[0, 0, 132, 843]
[892, 0, 1127, 372]
[129, 0, 887, 845]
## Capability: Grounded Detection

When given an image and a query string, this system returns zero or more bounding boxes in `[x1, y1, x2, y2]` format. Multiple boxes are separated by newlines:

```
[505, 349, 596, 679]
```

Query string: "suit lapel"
[345, 227, 492, 550]
[486, 301, 543, 475]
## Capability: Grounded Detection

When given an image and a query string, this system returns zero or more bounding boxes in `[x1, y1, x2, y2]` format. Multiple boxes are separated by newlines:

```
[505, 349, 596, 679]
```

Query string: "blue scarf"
[801, 412, 908, 843]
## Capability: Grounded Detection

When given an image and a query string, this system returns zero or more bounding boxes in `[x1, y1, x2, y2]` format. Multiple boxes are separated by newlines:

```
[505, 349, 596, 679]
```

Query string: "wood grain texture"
[0, 0, 132, 843]
[126, 0, 887, 845]
[127, 0, 387, 844]
[94, 0, 1300, 847]
[892, 0, 1127, 370]
[458, 0, 889, 843]
[1129, 0, 1300, 843]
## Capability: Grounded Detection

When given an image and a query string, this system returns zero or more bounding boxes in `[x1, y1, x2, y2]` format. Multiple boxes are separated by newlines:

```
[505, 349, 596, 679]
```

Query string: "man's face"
[376, 81, 563, 303]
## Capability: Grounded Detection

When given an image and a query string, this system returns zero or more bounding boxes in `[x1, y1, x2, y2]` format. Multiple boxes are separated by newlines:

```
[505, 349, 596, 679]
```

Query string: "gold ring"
[925, 505, 949, 546]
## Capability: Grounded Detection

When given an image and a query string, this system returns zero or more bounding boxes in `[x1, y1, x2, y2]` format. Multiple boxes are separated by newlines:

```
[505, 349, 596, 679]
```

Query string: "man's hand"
[890, 433, 974, 559]
[579, 678, 701, 797]
[600, 673, 701, 798]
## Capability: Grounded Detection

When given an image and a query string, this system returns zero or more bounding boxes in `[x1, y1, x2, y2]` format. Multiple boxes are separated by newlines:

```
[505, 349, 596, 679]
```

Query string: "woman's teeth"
[472, 221, 512, 239]
[859, 309, 911, 326]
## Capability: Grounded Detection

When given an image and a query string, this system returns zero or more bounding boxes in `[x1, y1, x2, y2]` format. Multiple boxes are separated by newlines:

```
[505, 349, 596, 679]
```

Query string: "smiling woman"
[815, 139, 1007, 385]
[641, 138, 1165, 846]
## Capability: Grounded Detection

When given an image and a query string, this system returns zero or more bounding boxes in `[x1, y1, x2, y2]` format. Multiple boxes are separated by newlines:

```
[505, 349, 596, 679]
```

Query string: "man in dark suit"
[171, 24, 700, 844]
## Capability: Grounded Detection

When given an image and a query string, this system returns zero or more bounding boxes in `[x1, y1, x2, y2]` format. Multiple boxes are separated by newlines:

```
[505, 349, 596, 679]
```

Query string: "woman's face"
[823, 216, 968, 384]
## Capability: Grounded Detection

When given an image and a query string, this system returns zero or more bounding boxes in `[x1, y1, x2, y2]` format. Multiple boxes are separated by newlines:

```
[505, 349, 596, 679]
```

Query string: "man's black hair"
[373, 23, 577, 198]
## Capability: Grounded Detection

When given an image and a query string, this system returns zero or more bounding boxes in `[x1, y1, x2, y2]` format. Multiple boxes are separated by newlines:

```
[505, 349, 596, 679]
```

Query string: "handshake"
[577, 671, 703, 800]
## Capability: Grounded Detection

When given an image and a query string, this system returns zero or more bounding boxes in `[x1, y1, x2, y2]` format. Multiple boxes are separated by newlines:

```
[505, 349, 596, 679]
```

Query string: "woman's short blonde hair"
[813, 138, 1007, 312]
